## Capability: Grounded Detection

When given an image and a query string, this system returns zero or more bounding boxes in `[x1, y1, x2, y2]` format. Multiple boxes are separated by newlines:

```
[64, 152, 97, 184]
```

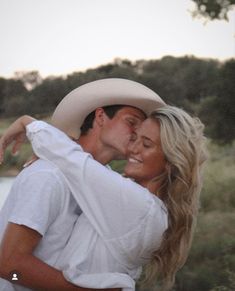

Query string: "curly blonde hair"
[140, 105, 207, 290]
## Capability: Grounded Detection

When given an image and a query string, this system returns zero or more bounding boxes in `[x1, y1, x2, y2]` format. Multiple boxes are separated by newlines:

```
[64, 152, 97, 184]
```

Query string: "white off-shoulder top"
[26, 121, 168, 291]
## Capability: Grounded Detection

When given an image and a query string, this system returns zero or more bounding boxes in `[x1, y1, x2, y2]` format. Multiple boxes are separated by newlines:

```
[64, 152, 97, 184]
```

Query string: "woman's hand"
[0, 115, 36, 164]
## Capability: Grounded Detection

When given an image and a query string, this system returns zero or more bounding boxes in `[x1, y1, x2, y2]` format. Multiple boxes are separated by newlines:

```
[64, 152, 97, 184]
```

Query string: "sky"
[0, 0, 234, 78]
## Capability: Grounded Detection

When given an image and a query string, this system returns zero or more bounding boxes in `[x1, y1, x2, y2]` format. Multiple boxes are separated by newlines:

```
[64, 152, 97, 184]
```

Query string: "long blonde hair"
[141, 105, 207, 290]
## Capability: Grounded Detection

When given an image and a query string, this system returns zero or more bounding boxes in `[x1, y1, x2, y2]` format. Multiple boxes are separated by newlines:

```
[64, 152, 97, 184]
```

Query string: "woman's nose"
[127, 140, 139, 154]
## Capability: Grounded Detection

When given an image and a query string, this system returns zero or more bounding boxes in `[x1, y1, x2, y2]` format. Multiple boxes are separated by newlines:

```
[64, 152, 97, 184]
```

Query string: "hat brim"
[51, 78, 165, 138]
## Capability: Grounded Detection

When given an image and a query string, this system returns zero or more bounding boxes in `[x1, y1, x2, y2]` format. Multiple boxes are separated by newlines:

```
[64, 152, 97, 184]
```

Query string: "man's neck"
[78, 134, 113, 165]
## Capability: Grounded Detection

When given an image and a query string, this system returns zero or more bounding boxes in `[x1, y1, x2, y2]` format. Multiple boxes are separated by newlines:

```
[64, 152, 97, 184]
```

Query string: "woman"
[0, 105, 207, 290]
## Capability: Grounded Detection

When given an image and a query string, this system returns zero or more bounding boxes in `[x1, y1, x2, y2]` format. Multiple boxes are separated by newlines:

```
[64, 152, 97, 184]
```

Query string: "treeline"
[0, 56, 234, 143]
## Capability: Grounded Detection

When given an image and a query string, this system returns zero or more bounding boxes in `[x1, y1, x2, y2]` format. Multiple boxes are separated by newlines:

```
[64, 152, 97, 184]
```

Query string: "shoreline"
[0, 168, 19, 177]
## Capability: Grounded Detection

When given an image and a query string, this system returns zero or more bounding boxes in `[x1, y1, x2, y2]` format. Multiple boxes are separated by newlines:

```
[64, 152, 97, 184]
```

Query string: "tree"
[1, 79, 28, 117]
[0, 78, 7, 115]
[191, 0, 235, 20]
[3, 79, 27, 98]
[199, 59, 235, 143]
[137, 56, 219, 109]
[14, 71, 42, 90]
[28, 76, 69, 115]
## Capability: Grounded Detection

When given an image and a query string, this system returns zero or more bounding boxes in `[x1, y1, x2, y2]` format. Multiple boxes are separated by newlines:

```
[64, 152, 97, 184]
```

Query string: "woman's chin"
[123, 167, 132, 178]
[124, 167, 137, 181]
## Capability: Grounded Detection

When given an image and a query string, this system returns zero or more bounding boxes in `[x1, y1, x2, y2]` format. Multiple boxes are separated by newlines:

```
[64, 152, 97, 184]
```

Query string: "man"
[0, 78, 164, 290]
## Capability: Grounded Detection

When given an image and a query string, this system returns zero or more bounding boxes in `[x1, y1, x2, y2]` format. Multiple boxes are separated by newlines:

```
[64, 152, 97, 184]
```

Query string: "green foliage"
[14, 71, 42, 90]
[138, 56, 219, 107]
[173, 141, 235, 290]
[0, 142, 33, 176]
[200, 141, 235, 211]
[0, 78, 7, 114]
[28, 76, 69, 115]
[109, 160, 127, 174]
[174, 211, 235, 291]
[198, 60, 235, 143]
[0, 117, 17, 135]
[0, 56, 234, 143]
[191, 0, 235, 20]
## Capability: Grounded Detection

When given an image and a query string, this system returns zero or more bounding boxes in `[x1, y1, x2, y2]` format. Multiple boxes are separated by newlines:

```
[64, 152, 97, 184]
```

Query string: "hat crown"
[51, 78, 165, 138]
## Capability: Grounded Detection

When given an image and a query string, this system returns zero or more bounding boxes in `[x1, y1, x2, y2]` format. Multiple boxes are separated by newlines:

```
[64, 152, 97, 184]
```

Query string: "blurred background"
[0, 0, 234, 290]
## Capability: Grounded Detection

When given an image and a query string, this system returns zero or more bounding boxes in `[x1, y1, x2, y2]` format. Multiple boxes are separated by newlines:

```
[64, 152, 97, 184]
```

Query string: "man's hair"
[80, 105, 126, 135]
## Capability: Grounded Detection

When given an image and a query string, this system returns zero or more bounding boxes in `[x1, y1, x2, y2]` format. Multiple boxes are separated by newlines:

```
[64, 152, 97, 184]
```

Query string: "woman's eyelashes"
[143, 142, 151, 148]
[142, 137, 154, 148]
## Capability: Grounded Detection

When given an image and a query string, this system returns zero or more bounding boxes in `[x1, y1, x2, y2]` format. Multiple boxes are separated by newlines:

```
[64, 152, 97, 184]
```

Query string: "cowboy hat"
[51, 78, 165, 138]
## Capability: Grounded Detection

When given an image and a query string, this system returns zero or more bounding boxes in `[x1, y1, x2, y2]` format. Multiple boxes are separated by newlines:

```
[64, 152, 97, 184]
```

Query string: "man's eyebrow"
[128, 114, 145, 120]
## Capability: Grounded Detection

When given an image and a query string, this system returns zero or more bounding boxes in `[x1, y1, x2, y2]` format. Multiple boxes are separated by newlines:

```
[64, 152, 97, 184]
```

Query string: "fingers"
[0, 134, 24, 164]
[0, 116, 31, 164]
[11, 141, 21, 156]
[11, 133, 26, 155]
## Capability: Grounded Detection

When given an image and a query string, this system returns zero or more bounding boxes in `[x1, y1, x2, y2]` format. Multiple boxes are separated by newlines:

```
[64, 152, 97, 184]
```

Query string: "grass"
[200, 141, 235, 212]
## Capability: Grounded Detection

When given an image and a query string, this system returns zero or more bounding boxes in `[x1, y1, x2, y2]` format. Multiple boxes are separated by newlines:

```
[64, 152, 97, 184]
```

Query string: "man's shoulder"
[7, 159, 72, 205]
[16, 159, 67, 185]
[22, 159, 62, 173]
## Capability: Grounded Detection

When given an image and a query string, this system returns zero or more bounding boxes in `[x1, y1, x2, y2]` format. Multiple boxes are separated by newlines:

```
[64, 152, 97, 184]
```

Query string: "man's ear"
[94, 108, 106, 127]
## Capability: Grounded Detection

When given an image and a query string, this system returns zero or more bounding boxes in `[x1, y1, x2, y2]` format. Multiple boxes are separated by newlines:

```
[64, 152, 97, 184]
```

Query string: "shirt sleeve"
[8, 168, 64, 236]
[26, 121, 159, 240]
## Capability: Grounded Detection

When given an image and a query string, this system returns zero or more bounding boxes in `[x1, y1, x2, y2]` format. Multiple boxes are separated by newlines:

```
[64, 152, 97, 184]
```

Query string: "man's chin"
[114, 156, 126, 161]
[113, 151, 127, 160]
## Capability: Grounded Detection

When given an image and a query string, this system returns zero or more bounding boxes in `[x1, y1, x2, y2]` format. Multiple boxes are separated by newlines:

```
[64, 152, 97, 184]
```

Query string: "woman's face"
[124, 118, 167, 188]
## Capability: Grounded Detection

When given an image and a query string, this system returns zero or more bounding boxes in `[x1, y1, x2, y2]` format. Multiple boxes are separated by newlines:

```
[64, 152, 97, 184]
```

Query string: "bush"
[0, 143, 33, 175]
[200, 141, 235, 212]
[174, 212, 235, 291]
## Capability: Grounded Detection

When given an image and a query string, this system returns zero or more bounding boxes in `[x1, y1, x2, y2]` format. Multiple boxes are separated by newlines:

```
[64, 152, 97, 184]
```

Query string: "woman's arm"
[25, 121, 153, 240]
[0, 115, 35, 164]
[1, 117, 155, 239]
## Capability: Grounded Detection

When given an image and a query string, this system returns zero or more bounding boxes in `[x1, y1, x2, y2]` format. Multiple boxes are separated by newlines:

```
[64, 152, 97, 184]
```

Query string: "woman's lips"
[128, 157, 142, 163]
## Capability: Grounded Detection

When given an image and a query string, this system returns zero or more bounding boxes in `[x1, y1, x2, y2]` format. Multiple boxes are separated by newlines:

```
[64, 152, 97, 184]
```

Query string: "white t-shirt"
[26, 121, 169, 291]
[0, 160, 81, 291]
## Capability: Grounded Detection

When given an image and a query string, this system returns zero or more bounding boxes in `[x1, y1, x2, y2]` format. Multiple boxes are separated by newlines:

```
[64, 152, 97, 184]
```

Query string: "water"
[0, 177, 14, 210]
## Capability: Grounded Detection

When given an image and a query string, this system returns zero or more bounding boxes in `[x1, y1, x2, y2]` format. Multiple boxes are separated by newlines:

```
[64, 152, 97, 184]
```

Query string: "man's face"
[100, 106, 146, 160]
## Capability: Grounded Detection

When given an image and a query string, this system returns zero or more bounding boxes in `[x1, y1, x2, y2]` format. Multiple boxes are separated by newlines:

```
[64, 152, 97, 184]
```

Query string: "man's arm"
[0, 223, 120, 291]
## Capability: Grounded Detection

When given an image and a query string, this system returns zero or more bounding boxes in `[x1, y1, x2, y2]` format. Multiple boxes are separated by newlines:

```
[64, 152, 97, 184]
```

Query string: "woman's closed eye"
[143, 137, 154, 148]
[143, 142, 151, 148]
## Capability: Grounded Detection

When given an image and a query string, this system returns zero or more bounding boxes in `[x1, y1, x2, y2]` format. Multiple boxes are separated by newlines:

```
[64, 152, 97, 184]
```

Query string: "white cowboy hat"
[51, 78, 165, 138]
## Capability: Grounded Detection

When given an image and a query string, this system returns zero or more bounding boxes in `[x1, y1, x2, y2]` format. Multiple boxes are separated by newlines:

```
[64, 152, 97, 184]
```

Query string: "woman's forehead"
[136, 118, 161, 140]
